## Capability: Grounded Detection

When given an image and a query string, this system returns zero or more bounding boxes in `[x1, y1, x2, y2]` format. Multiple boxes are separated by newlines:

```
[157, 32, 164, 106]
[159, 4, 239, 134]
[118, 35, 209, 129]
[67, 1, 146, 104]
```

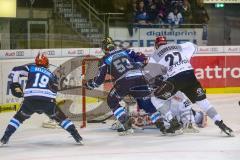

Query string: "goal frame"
[80, 57, 100, 128]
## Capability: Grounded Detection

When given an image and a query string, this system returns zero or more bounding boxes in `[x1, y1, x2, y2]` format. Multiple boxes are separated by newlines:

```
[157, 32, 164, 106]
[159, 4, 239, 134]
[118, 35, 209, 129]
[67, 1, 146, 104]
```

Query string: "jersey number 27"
[165, 52, 182, 66]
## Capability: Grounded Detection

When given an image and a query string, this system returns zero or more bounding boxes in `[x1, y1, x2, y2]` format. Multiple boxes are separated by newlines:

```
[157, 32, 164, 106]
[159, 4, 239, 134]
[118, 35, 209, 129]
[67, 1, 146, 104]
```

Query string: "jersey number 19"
[33, 73, 49, 88]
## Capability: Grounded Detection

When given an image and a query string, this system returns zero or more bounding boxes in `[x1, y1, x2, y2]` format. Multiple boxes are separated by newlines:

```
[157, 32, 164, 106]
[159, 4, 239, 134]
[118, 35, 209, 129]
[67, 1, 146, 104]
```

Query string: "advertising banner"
[191, 56, 240, 88]
[110, 27, 207, 47]
[0, 49, 32, 59]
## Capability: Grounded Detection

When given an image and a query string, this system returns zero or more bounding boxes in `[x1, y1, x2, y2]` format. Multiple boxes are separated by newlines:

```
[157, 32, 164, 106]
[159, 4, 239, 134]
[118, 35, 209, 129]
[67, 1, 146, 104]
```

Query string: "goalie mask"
[155, 36, 167, 49]
[101, 37, 115, 54]
[35, 53, 49, 68]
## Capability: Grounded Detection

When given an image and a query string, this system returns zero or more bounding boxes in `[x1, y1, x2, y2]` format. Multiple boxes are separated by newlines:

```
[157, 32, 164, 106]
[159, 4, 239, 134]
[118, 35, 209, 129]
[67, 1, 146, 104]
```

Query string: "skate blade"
[220, 130, 235, 137]
[76, 140, 84, 145]
[118, 128, 134, 136]
[225, 131, 235, 137]
[183, 127, 200, 133]
[0, 142, 7, 147]
[165, 129, 184, 136]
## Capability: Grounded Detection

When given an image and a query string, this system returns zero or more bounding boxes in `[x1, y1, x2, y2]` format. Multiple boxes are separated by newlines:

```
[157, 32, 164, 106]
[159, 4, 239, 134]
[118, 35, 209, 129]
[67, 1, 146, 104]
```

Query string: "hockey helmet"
[35, 53, 49, 68]
[155, 36, 167, 49]
[101, 37, 115, 54]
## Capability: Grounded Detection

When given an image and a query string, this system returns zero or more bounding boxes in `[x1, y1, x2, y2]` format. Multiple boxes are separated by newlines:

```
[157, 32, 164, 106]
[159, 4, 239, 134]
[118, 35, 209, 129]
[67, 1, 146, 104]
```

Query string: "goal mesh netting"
[54, 56, 113, 128]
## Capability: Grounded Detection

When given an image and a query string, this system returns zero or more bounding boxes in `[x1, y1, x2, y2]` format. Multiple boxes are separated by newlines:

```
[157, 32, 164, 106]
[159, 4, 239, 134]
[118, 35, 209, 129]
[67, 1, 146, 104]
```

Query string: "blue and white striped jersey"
[91, 49, 147, 87]
[11, 64, 58, 101]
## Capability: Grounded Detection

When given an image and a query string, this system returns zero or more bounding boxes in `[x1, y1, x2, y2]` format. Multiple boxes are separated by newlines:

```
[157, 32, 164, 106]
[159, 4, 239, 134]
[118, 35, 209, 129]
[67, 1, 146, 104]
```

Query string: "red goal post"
[81, 57, 100, 128]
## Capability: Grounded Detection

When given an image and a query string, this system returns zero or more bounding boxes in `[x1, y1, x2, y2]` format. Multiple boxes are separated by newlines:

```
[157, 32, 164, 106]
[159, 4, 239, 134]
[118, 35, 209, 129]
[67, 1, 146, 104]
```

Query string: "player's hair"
[155, 36, 167, 49]
[35, 53, 49, 68]
[101, 37, 115, 54]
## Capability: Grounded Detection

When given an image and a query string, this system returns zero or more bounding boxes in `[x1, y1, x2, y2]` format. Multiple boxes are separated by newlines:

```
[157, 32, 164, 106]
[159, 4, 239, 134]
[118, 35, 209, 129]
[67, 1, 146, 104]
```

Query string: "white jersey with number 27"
[148, 42, 197, 78]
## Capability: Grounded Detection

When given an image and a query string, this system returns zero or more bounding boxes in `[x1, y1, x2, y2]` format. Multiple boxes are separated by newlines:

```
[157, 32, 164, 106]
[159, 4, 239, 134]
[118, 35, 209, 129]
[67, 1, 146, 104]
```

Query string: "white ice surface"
[0, 94, 240, 160]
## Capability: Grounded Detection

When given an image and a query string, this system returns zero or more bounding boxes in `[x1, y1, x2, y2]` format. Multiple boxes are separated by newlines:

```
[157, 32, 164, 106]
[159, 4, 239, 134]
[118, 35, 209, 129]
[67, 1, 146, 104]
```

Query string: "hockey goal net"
[42, 56, 137, 129]
[42, 56, 114, 128]
[80, 57, 113, 127]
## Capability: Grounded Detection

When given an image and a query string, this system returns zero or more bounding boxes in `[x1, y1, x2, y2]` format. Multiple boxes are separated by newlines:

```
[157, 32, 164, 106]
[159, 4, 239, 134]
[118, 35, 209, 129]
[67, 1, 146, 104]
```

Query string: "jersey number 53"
[113, 57, 133, 73]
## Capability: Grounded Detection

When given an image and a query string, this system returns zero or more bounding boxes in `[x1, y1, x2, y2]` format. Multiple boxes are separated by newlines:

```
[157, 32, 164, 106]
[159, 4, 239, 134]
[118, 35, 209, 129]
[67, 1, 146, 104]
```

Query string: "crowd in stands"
[130, 0, 209, 26]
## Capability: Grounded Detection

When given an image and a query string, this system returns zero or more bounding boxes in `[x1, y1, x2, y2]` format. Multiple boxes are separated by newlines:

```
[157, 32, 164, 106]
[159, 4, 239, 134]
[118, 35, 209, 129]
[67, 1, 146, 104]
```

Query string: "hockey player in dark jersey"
[0, 54, 83, 145]
[85, 37, 151, 135]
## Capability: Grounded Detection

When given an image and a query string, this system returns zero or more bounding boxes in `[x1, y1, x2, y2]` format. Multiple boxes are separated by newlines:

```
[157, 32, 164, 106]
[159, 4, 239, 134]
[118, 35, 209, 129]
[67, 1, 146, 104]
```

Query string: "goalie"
[112, 92, 207, 134]
[136, 92, 207, 131]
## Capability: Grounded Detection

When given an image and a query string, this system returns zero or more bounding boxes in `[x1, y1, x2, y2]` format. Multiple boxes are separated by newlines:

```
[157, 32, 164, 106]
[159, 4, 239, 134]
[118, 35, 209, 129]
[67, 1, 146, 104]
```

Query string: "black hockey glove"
[153, 81, 174, 100]
[10, 83, 23, 98]
[84, 79, 95, 90]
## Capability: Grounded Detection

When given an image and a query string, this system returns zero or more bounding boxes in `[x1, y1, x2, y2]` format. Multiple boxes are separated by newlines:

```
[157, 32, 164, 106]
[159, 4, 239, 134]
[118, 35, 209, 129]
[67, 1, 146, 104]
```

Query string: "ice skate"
[0, 134, 10, 146]
[164, 118, 183, 136]
[155, 119, 167, 135]
[215, 120, 234, 137]
[117, 116, 134, 136]
[71, 131, 84, 145]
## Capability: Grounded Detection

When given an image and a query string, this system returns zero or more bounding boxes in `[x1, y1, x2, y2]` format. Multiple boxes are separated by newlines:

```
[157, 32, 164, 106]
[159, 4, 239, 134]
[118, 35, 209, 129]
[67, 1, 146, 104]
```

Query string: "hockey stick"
[49, 63, 62, 68]
[86, 97, 137, 124]
[87, 114, 113, 123]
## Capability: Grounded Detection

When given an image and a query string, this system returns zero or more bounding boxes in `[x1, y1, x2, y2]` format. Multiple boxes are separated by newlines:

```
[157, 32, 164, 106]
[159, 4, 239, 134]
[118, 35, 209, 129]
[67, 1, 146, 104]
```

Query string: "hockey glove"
[10, 83, 23, 98]
[84, 79, 95, 90]
[136, 52, 148, 66]
[153, 81, 174, 100]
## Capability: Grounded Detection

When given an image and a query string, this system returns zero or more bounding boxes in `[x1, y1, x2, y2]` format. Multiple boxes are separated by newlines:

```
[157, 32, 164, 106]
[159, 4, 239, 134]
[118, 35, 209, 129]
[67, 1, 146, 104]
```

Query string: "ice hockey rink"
[0, 94, 240, 160]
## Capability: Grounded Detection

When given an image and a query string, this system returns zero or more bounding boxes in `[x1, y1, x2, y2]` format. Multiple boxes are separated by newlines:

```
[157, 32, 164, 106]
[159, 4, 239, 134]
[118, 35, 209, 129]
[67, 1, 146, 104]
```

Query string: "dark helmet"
[101, 37, 115, 54]
[155, 36, 167, 49]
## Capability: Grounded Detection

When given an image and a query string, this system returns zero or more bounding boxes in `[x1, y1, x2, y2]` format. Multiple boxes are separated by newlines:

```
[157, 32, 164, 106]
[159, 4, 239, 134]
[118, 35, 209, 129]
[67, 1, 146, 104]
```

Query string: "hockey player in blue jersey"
[85, 37, 151, 135]
[0, 54, 83, 145]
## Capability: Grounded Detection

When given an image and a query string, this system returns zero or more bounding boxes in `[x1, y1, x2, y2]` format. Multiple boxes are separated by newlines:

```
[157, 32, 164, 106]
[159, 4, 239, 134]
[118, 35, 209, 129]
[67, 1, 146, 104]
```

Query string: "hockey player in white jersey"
[145, 36, 233, 136]
[136, 92, 206, 130]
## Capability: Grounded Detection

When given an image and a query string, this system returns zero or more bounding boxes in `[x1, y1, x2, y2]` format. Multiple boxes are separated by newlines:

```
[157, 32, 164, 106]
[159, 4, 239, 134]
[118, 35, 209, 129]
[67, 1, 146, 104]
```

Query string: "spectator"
[125, 0, 138, 36]
[155, 0, 168, 24]
[180, 0, 193, 24]
[193, 1, 209, 24]
[170, 0, 183, 10]
[135, 0, 150, 24]
[168, 7, 183, 25]
[145, 0, 158, 23]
